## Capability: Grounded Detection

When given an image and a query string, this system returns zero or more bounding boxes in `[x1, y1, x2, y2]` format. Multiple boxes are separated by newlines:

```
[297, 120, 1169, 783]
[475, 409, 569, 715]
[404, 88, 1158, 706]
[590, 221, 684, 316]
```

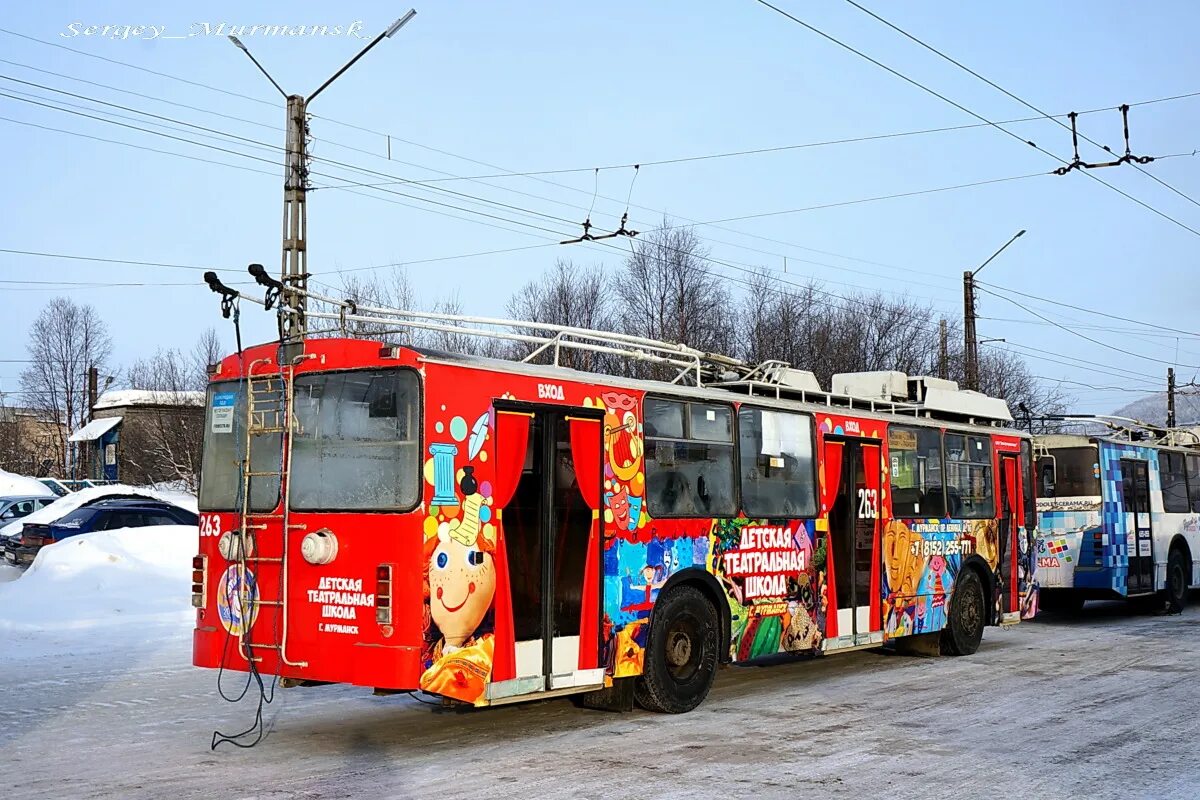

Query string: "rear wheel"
[1165, 547, 1190, 613]
[941, 568, 986, 656]
[634, 586, 719, 714]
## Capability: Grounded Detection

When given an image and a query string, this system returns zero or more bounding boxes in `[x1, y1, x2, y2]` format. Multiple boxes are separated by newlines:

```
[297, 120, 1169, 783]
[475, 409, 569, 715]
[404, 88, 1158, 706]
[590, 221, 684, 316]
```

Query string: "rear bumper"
[1, 543, 36, 566]
[192, 625, 423, 690]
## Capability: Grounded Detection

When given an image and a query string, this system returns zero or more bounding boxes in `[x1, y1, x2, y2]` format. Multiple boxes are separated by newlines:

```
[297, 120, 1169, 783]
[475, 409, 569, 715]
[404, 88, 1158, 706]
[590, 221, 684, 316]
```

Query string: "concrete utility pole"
[963, 229, 1025, 391]
[1167, 367, 1176, 428]
[228, 10, 417, 345]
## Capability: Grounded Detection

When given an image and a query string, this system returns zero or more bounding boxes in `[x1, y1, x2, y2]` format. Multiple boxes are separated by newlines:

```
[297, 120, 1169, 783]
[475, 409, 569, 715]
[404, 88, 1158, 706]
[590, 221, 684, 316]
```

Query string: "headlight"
[301, 529, 338, 565]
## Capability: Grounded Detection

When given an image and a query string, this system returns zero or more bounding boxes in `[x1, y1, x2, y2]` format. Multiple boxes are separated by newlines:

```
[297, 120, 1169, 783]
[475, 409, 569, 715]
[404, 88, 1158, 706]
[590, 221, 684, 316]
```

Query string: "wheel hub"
[667, 630, 693, 667]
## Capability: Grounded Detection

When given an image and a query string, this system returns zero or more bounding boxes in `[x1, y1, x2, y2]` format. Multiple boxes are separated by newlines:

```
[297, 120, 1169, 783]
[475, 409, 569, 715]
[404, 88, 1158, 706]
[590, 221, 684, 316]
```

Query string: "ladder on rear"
[233, 358, 307, 668]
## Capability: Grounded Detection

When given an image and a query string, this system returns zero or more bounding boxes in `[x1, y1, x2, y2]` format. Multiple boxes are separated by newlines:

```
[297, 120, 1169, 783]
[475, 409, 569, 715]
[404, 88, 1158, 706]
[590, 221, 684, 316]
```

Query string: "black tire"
[634, 585, 719, 714]
[941, 568, 986, 656]
[1165, 547, 1190, 613]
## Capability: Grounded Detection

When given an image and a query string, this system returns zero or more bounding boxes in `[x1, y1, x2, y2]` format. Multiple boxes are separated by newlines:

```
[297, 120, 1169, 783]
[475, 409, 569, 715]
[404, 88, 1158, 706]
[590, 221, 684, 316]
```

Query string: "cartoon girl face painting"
[428, 530, 497, 650]
[420, 469, 499, 703]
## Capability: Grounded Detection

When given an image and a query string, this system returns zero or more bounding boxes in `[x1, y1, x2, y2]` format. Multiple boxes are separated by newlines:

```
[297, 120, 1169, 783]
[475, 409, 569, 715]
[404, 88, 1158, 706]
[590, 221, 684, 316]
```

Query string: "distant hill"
[1111, 391, 1200, 426]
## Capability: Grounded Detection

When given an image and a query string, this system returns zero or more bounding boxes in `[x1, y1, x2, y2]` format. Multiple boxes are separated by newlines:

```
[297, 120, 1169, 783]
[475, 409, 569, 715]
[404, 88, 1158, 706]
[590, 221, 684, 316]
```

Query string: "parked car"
[0, 496, 54, 526]
[38, 478, 71, 497]
[2, 497, 198, 566]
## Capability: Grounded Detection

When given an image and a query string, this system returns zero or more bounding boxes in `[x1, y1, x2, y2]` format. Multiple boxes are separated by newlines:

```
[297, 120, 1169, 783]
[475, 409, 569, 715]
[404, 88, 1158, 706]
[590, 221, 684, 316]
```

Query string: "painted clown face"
[429, 533, 496, 648]
[610, 486, 631, 529]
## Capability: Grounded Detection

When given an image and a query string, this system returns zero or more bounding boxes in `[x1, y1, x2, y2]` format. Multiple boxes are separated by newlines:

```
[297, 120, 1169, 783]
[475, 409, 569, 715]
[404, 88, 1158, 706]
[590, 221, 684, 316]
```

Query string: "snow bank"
[0, 483, 197, 539]
[0, 468, 55, 498]
[0, 525, 196, 632]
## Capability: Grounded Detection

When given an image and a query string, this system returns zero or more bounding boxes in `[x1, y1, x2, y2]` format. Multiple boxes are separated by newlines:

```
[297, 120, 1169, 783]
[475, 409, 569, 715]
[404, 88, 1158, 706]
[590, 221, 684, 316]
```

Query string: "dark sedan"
[2, 497, 198, 566]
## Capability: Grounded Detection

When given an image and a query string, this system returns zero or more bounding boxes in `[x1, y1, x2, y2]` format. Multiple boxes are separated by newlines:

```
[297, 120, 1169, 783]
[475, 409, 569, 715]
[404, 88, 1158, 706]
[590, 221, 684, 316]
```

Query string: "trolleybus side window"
[1160, 451, 1190, 513]
[737, 407, 817, 518]
[198, 381, 281, 512]
[290, 369, 420, 511]
[944, 433, 994, 519]
[1189, 455, 1200, 514]
[887, 425, 944, 518]
[644, 397, 736, 518]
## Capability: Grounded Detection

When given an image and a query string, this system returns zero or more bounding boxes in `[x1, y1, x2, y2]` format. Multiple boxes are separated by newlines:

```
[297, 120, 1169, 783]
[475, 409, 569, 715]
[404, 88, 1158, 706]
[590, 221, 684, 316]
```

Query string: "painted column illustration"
[430, 443, 459, 505]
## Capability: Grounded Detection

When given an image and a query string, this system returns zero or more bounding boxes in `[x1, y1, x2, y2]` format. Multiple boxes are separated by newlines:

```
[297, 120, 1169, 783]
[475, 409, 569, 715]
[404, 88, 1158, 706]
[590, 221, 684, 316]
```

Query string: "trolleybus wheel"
[634, 586, 719, 714]
[1166, 547, 1189, 614]
[941, 568, 986, 656]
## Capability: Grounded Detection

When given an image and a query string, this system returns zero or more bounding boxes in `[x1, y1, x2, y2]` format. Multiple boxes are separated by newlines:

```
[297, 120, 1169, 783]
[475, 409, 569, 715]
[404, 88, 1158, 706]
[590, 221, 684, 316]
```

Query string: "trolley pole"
[1167, 367, 1176, 428]
[963, 229, 1025, 391]
[228, 10, 417, 346]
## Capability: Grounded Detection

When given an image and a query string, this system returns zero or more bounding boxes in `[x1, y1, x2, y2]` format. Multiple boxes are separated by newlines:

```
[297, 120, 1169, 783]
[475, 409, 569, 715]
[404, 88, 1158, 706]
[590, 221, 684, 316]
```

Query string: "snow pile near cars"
[0, 468, 55, 498]
[0, 483, 198, 539]
[0, 524, 195, 632]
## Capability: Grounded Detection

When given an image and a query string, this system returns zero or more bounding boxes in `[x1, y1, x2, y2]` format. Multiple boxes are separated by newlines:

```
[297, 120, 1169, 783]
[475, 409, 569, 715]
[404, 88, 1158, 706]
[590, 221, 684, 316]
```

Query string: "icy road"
[2, 604, 1198, 800]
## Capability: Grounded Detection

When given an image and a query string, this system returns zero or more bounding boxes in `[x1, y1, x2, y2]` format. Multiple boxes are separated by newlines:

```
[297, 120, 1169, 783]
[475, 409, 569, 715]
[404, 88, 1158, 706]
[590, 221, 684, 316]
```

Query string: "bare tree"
[507, 258, 614, 370]
[122, 347, 205, 490]
[189, 327, 224, 390]
[19, 297, 112, 474]
[617, 219, 734, 378]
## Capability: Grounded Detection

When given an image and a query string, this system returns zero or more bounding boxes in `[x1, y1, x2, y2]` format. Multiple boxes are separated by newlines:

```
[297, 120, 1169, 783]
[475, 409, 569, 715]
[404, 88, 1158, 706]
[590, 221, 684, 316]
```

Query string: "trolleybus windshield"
[289, 368, 421, 511]
[1040, 446, 1100, 498]
[199, 380, 282, 512]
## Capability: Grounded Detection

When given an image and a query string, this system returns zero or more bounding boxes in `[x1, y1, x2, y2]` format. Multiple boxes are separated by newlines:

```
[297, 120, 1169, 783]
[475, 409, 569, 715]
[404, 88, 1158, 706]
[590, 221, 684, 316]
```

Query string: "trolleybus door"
[495, 406, 604, 699]
[998, 455, 1019, 614]
[825, 438, 882, 646]
[1120, 458, 1154, 594]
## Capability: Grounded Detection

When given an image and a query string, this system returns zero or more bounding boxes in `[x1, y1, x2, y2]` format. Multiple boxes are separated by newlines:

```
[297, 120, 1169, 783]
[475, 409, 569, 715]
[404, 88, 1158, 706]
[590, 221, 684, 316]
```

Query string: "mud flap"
[573, 676, 635, 712]
[892, 632, 941, 657]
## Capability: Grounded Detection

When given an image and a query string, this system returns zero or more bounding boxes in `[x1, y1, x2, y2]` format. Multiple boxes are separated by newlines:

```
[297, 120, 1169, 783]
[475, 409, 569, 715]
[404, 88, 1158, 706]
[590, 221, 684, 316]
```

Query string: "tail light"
[20, 532, 49, 547]
[191, 555, 208, 608]
[375, 564, 393, 625]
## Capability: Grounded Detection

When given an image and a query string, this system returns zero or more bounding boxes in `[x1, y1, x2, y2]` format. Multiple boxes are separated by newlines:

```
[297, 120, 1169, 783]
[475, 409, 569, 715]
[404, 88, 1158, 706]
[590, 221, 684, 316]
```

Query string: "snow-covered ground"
[0, 483, 197, 539]
[0, 468, 55, 498]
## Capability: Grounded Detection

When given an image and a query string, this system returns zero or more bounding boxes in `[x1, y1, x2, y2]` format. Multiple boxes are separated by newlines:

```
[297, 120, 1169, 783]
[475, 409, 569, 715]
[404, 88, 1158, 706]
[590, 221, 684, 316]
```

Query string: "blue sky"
[1, 0, 1198, 414]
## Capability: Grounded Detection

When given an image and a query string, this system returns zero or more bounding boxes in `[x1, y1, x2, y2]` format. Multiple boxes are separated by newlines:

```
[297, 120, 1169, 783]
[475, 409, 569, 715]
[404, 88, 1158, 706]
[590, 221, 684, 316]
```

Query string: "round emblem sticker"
[216, 564, 260, 636]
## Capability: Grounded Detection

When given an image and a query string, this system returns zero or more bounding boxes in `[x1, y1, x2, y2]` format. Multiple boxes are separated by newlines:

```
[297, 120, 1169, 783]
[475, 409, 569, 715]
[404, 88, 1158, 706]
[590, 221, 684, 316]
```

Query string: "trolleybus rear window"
[198, 381, 282, 512]
[737, 407, 816, 518]
[290, 369, 420, 511]
[644, 397, 736, 518]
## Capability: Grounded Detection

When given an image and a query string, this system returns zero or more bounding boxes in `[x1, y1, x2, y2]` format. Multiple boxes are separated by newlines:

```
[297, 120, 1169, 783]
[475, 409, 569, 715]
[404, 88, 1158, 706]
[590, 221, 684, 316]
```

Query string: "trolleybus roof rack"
[206, 270, 1015, 424]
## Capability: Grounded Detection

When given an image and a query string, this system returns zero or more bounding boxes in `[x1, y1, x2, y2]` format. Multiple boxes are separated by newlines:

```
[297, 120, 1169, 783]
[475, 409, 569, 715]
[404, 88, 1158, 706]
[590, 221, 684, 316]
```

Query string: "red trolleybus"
[192, 307, 1038, 714]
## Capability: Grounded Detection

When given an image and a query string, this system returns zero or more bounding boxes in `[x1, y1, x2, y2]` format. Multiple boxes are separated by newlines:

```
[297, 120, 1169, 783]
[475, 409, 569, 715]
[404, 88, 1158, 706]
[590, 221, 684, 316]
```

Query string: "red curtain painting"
[820, 439, 844, 639]
[490, 410, 531, 684]
[861, 443, 882, 631]
[569, 416, 603, 670]
[1003, 456, 1020, 614]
